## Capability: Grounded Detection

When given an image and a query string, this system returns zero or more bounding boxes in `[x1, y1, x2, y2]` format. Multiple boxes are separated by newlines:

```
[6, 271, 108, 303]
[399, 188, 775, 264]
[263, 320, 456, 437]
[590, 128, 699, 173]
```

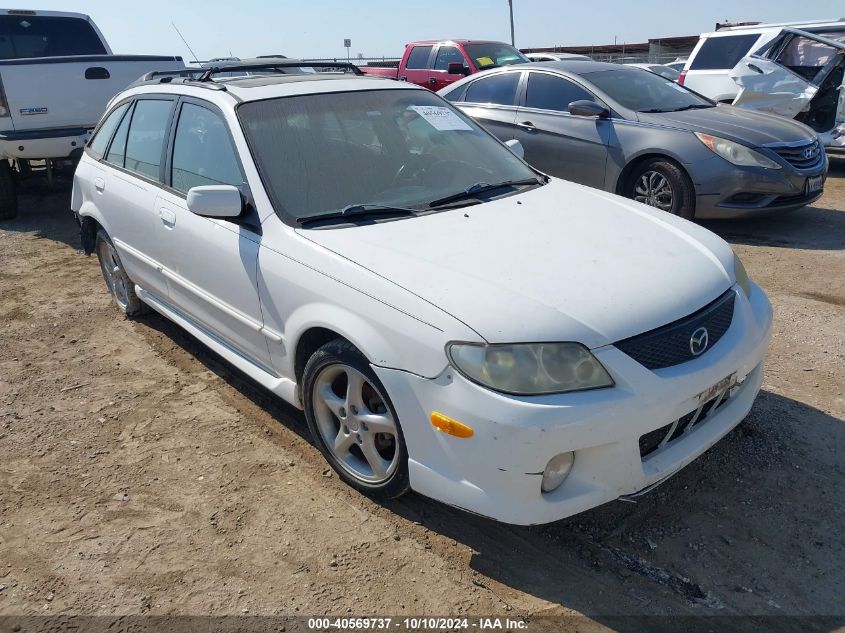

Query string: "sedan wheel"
[634, 170, 674, 211]
[303, 339, 410, 499]
[313, 364, 400, 483]
[626, 158, 695, 220]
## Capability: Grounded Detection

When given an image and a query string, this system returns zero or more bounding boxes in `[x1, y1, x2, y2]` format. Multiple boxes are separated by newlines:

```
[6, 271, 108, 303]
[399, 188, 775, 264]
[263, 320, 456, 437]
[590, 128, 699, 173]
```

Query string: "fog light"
[541, 452, 575, 493]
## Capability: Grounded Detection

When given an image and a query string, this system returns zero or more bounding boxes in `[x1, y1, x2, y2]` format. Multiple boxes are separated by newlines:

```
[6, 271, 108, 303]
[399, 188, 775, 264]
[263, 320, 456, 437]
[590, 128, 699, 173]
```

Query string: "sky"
[14, 0, 845, 61]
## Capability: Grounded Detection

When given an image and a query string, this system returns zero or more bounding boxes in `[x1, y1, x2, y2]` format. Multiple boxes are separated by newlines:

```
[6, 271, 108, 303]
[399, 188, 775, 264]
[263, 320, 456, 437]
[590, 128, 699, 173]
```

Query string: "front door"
[730, 28, 845, 120]
[154, 99, 273, 370]
[513, 71, 609, 188]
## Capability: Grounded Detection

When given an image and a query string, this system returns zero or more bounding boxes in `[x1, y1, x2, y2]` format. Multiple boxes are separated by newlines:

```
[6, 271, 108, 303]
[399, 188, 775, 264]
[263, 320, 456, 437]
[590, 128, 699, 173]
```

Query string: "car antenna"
[172, 22, 201, 64]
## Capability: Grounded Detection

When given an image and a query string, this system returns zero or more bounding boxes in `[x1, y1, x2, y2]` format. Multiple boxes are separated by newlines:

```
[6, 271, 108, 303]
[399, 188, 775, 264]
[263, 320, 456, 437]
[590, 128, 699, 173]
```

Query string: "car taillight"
[0, 74, 9, 117]
[678, 70, 686, 86]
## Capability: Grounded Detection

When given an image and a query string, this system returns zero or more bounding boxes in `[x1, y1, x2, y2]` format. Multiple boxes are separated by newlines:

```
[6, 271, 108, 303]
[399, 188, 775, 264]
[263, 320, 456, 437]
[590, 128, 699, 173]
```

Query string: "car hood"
[297, 180, 735, 348]
[638, 104, 815, 146]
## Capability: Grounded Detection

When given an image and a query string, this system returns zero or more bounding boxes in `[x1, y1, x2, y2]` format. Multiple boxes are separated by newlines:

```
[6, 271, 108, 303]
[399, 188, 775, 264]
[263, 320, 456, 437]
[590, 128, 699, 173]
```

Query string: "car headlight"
[733, 252, 752, 299]
[695, 132, 781, 169]
[446, 342, 614, 395]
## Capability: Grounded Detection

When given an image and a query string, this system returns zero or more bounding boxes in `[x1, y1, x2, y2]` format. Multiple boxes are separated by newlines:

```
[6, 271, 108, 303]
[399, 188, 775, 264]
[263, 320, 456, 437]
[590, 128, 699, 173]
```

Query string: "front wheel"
[302, 339, 410, 499]
[626, 158, 695, 220]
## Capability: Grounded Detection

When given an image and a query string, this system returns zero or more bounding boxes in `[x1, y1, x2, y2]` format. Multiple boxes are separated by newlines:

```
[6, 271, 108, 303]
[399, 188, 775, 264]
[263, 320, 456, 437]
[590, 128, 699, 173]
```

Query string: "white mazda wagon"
[72, 62, 772, 525]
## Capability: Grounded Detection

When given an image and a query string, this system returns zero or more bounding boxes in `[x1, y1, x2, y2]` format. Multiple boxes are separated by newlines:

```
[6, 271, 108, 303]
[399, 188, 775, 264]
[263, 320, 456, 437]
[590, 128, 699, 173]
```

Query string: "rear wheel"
[303, 339, 410, 499]
[95, 230, 148, 316]
[0, 160, 18, 220]
[626, 158, 695, 220]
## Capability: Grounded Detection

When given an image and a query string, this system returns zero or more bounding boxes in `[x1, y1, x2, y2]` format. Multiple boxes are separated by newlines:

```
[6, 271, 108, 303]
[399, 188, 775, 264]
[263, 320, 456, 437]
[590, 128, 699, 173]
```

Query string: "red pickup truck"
[363, 40, 529, 91]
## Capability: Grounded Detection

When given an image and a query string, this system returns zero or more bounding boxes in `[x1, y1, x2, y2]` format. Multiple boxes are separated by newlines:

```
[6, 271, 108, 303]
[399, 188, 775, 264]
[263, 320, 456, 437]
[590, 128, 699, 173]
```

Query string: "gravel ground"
[0, 159, 843, 632]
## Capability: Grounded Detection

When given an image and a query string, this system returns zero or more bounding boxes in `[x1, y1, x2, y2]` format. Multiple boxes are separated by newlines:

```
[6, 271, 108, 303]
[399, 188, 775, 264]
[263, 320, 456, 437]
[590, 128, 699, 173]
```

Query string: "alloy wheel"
[634, 170, 674, 211]
[97, 240, 129, 311]
[312, 364, 400, 484]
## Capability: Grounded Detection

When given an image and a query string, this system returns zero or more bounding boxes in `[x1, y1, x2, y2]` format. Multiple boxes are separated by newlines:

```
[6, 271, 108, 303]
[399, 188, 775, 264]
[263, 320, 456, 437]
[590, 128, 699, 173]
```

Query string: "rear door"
[730, 28, 845, 119]
[153, 98, 273, 370]
[450, 70, 522, 140]
[401, 44, 434, 87]
[512, 71, 609, 188]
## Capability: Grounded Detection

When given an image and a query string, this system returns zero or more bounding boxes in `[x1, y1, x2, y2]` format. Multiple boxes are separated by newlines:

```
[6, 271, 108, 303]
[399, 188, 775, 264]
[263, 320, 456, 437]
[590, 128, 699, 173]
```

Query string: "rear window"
[405, 45, 432, 70]
[0, 15, 106, 59]
[689, 34, 760, 70]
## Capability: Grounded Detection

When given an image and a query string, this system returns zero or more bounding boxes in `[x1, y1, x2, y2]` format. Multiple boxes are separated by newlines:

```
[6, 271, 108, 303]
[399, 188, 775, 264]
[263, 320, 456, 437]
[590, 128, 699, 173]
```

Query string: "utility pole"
[508, 0, 515, 46]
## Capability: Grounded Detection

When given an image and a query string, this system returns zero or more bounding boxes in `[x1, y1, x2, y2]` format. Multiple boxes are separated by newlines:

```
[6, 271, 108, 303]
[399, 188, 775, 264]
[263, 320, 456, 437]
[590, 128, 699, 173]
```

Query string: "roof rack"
[196, 61, 364, 82]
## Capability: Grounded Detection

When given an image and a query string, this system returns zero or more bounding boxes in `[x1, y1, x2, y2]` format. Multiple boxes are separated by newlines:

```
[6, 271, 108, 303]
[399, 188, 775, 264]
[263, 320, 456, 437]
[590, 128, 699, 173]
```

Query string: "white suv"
[72, 62, 772, 525]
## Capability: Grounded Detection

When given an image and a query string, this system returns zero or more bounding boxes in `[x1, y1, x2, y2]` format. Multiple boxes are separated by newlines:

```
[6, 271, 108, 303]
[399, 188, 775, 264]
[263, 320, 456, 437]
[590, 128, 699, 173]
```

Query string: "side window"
[464, 72, 520, 106]
[88, 102, 129, 159]
[105, 102, 133, 167]
[124, 99, 173, 181]
[171, 103, 244, 194]
[688, 34, 760, 70]
[774, 35, 840, 81]
[405, 45, 433, 70]
[434, 46, 465, 71]
[525, 73, 595, 112]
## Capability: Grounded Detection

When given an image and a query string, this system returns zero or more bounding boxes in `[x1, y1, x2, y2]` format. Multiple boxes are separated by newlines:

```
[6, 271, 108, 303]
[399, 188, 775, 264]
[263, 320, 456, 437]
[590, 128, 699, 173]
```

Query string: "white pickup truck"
[0, 8, 184, 219]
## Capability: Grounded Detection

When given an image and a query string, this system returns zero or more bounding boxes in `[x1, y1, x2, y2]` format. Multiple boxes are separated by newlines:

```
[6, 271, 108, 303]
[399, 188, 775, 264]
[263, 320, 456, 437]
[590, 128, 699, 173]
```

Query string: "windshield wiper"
[297, 204, 418, 226]
[637, 108, 672, 113]
[427, 177, 544, 208]
[671, 103, 714, 111]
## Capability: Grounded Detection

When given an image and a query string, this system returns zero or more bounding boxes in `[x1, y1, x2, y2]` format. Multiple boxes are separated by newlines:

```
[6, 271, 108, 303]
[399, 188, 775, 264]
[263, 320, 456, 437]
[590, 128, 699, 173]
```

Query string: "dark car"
[439, 61, 827, 219]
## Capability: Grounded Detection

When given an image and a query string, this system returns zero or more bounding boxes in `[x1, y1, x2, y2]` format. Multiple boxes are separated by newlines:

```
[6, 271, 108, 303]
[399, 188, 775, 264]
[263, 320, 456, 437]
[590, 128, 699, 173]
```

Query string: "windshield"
[586, 68, 712, 112]
[464, 43, 529, 69]
[237, 89, 537, 224]
[0, 16, 106, 59]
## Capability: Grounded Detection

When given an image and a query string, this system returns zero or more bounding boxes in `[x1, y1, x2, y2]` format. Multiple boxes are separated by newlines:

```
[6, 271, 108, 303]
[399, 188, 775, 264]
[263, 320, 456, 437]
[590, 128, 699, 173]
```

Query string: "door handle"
[159, 208, 176, 226]
[518, 121, 537, 132]
[85, 66, 110, 80]
[94, 177, 105, 192]
[746, 63, 764, 74]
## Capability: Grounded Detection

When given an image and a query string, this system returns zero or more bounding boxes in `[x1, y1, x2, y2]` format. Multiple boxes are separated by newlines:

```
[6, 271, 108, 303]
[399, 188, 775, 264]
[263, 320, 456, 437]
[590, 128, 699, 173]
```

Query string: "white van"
[682, 20, 845, 152]
[681, 20, 845, 102]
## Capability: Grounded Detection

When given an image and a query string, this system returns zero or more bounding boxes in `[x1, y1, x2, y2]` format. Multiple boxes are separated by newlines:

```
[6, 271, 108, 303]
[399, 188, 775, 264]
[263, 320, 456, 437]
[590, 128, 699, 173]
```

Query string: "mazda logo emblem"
[803, 147, 817, 160]
[690, 327, 709, 356]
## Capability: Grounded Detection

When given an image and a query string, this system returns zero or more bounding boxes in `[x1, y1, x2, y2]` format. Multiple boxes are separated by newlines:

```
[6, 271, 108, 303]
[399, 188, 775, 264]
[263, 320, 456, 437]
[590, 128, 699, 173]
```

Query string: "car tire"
[0, 160, 18, 221]
[626, 158, 695, 220]
[94, 229, 149, 316]
[302, 339, 411, 500]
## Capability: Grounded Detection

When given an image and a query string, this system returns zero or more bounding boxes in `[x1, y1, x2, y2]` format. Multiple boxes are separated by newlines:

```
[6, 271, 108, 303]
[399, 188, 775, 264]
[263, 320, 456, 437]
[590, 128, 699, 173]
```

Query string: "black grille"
[770, 139, 823, 170]
[616, 290, 736, 370]
[639, 394, 732, 458]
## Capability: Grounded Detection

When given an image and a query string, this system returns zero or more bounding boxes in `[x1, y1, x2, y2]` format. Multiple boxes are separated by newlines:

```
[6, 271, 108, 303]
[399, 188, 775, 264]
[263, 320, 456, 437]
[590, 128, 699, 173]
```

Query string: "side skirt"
[135, 285, 302, 410]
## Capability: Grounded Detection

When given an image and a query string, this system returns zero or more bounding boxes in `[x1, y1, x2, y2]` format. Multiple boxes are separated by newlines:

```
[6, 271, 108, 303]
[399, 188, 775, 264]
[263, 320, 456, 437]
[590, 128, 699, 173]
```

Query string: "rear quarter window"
[689, 34, 761, 70]
[0, 15, 106, 59]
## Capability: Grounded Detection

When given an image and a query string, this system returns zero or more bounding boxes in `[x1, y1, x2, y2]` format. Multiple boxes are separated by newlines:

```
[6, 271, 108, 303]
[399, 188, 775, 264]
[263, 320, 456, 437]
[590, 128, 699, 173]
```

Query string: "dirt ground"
[0, 159, 843, 632]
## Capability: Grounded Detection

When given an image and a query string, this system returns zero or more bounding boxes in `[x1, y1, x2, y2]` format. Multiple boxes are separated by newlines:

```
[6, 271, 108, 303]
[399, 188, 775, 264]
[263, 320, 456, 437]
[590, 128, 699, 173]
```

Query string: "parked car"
[0, 8, 184, 219]
[625, 62, 681, 82]
[679, 19, 845, 102]
[72, 61, 772, 526]
[440, 61, 827, 219]
[729, 29, 845, 154]
[361, 40, 528, 91]
[526, 52, 591, 62]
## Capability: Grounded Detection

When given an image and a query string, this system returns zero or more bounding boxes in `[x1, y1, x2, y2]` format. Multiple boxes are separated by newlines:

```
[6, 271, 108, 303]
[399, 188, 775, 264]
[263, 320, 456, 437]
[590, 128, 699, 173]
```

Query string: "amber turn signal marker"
[430, 412, 474, 438]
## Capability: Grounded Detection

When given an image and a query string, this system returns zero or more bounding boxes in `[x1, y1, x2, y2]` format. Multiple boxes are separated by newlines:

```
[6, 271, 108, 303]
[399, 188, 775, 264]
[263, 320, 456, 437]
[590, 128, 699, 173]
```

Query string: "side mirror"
[568, 100, 609, 118]
[504, 139, 525, 159]
[187, 185, 243, 218]
[447, 62, 470, 76]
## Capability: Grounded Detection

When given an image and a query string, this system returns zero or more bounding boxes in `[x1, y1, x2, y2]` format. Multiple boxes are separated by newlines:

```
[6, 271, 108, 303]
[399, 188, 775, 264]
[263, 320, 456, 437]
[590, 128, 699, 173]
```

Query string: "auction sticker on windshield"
[410, 105, 473, 131]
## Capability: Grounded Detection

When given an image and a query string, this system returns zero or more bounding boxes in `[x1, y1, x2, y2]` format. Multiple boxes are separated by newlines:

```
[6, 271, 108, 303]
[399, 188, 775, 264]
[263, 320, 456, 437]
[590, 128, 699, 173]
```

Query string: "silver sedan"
[439, 61, 827, 219]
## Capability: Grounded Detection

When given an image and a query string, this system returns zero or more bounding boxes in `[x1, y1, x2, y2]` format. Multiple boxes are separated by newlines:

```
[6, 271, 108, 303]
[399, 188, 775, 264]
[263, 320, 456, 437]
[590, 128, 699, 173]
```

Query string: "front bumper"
[374, 283, 772, 525]
[690, 154, 827, 220]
